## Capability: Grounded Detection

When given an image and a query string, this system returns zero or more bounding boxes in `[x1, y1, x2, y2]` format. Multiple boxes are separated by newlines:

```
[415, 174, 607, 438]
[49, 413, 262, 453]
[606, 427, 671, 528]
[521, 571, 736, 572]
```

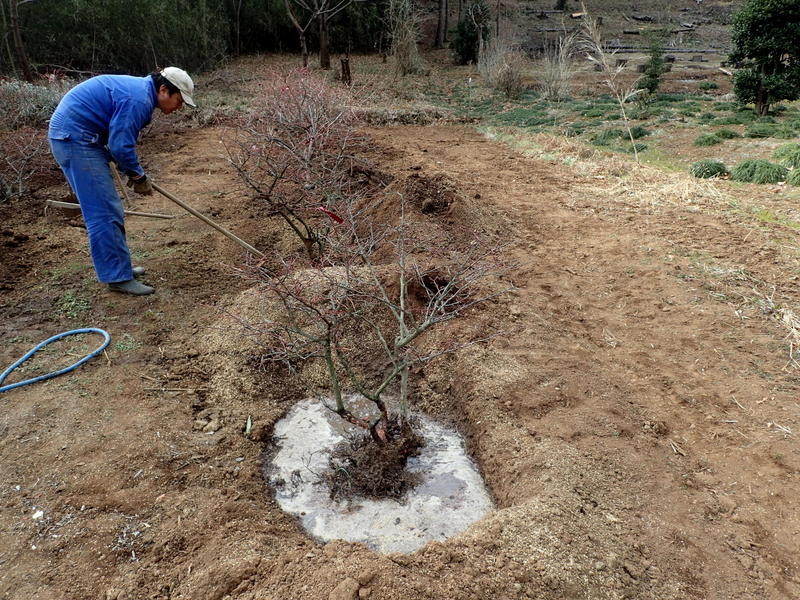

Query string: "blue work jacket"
[48, 75, 157, 178]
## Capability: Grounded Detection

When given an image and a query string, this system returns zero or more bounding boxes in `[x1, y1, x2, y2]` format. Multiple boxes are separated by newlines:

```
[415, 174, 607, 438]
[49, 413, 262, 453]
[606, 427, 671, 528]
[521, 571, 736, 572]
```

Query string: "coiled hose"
[0, 328, 111, 394]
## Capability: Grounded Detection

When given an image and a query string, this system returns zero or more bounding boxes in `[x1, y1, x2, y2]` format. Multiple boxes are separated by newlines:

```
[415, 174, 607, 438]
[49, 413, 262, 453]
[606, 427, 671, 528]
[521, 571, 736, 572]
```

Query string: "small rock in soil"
[329, 578, 360, 600]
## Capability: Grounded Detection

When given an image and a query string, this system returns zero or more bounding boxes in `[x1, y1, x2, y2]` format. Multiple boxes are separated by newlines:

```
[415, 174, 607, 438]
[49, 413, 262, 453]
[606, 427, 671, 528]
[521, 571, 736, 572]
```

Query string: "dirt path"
[367, 125, 800, 599]
[1, 123, 798, 600]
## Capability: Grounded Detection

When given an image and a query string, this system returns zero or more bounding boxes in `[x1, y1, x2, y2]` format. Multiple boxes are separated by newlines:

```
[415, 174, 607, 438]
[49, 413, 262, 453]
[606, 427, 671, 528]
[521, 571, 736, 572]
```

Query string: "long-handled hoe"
[46, 175, 265, 258]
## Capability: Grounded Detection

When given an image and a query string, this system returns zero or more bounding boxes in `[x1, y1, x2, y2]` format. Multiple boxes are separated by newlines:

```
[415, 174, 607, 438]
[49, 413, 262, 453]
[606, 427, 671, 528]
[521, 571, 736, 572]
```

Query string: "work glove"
[127, 175, 153, 196]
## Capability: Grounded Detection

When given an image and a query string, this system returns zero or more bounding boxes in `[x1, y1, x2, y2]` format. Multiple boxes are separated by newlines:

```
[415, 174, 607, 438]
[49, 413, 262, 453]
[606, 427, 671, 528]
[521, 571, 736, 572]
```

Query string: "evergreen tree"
[637, 31, 666, 96]
[450, 0, 490, 65]
[729, 0, 800, 115]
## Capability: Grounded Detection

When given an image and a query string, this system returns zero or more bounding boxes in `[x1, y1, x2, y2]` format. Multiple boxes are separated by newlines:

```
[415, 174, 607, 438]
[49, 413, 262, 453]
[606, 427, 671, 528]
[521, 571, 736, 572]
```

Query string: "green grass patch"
[495, 107, 552, 127]
[564, 123, 586, 137]
[714, 128, 741, 139]
[591, 128, 625, 145]
[698, 82, 718, 90]
[752, 208, 800, 229]
[57, 292, 91, 320]
[580, 105, 616, 118]
[629, 125, 650, 139]
[113, 334, 142, 352]
[690, 159, 729, 179]
[624, 142, 648, 154]
[49, 262, 89, 282]
[787, 169, 800, 186]
[774, 125, 798, 139]
[656, 93, 694, 102]
[745, 123, 778, 138]
[773, 143, 800, 168]
[731, 159, 788, 184]
[694, 133, 723, 146]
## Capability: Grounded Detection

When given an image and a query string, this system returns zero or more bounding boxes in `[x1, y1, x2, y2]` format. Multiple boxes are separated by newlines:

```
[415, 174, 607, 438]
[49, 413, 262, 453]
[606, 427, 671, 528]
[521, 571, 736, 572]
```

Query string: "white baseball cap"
[160, 66, 196, 108]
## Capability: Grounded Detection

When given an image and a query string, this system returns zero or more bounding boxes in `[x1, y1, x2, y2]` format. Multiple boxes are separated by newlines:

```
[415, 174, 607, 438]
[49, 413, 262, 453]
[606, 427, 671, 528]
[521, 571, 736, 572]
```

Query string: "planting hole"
[266, 398, 493, 553]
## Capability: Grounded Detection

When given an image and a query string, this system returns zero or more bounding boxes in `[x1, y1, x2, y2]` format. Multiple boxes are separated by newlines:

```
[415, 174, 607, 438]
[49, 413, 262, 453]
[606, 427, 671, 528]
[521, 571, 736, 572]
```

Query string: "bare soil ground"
[3, 69, 800, 600]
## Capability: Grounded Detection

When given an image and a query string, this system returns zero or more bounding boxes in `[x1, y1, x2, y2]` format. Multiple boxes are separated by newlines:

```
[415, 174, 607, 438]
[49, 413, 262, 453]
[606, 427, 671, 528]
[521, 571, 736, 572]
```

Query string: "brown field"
[2, 11, 800, 599]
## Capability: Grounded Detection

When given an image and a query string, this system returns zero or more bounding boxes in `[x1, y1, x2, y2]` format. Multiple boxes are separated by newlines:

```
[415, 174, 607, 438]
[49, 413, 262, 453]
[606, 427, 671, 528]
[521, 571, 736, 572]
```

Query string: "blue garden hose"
[0, 328, 111, 394]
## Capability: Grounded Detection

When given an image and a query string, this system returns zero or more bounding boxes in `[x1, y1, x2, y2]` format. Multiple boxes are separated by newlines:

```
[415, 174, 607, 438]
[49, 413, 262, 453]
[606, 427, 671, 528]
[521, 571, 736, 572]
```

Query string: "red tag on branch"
[316, 206, 344, 224]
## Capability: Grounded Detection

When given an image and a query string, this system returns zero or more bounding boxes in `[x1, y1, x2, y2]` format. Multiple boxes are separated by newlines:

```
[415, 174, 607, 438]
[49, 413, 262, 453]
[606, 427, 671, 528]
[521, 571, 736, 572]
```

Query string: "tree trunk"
[340, 56, 351, 86]
[300, 33, 308, 67]
[234, 0, 243, 55]
[444, 0, 449, 42]
[756, 64, 771, 116]
[0, 0, 17, 74]
[319, 12, 330, 69]
[9, 0, 34, 82]
[756, 84, 769, 115]
[434, 0, 447, 48]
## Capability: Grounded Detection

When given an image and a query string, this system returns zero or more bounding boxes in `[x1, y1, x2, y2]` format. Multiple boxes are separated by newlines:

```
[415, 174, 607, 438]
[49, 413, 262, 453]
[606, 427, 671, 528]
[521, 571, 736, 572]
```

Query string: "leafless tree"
[0, 126, 46, 202]
[234, 194, 510, 443]
[3, 0, 37, 82]
[388, 0, 424, 75]
[434, 0, 447, 49]
[226, 68, 365, 258]
[284, 0, 361, 69]
[229, 0, 244, 55]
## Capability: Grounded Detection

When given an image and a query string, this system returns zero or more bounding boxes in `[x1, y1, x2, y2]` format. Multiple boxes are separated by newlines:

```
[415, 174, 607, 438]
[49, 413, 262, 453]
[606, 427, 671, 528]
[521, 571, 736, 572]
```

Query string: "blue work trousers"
[49, 138, 134, 284]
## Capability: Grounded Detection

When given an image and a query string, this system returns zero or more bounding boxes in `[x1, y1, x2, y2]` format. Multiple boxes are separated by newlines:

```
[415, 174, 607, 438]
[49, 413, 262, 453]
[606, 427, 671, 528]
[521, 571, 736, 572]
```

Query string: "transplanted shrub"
[690, 159, 729, 179]
[637, 31, 667, 96]
[694, 133, 723, 147]
[226, 68, 363, 258]
[731, 159, 788, 184]
[773, 143, 800, 169]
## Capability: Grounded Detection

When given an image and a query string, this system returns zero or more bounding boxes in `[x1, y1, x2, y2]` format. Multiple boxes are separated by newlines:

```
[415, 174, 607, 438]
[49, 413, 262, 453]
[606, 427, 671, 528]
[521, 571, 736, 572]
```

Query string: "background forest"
[0, 0, 390, 75]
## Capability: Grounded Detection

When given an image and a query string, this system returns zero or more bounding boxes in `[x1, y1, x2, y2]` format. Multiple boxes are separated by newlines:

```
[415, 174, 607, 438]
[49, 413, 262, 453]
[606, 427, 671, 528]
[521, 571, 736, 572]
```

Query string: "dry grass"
[539, 31, 579, 102]
[479, 37, 529, 100]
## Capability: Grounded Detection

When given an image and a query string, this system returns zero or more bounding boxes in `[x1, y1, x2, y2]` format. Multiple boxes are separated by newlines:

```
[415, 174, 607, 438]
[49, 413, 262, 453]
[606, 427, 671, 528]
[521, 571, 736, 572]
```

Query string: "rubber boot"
[108, 279, 154, 296]
[132, 266, 145, 277]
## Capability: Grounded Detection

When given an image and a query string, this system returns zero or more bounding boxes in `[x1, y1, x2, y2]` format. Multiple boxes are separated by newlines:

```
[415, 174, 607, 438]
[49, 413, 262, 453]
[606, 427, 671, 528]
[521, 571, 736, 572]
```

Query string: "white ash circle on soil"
[266, 397, 493, 554]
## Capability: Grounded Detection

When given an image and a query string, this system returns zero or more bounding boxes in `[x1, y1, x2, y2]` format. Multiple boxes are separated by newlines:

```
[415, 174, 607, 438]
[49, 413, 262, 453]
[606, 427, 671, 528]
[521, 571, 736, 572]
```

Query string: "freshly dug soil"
[2, 119, 800, 600]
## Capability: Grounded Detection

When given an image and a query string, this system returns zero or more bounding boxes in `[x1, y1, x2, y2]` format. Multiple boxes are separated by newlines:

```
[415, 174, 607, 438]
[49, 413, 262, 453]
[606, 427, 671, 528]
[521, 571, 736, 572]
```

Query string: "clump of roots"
[325, 416, 424, 500]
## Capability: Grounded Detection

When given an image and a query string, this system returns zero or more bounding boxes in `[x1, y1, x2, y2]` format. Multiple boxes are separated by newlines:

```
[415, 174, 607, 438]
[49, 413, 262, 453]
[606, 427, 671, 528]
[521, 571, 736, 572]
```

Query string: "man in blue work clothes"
[48, 67, 195, 295]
